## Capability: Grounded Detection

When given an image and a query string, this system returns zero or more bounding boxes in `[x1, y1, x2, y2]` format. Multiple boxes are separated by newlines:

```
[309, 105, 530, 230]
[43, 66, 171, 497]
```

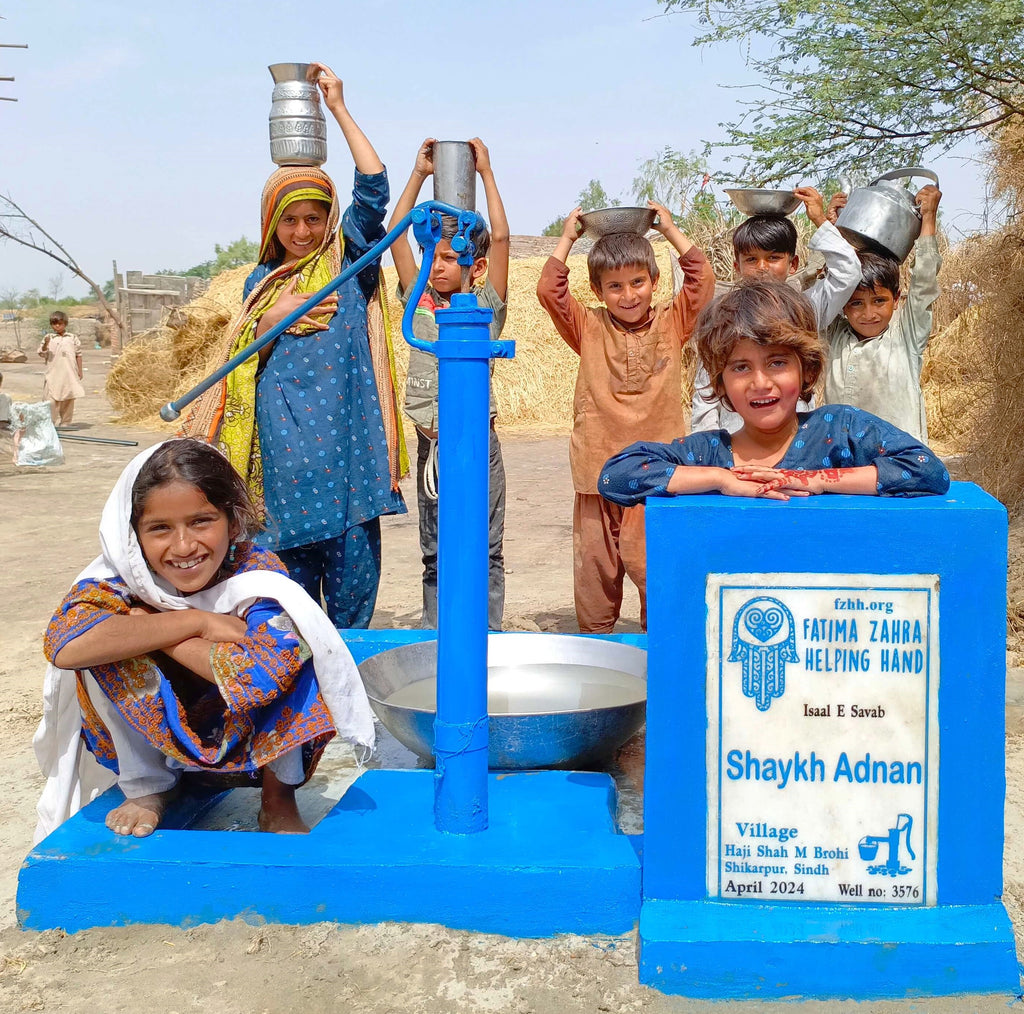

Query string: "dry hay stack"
[920, 121, 1024, 510]
[106, 265, 252, 427]
[108, 246, 683, 433]
[386, 241, 682, 433]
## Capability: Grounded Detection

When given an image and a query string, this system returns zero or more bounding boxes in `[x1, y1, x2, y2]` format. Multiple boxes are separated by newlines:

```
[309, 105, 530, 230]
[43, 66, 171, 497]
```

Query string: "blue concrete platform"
[18, 768, 641, 936]
[639, 899, 1021, 999]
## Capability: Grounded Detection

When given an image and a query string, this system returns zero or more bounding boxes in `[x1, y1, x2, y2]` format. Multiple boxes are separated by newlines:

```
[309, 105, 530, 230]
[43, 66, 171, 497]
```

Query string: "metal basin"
[579, 206, 656, 238]
[358, 633, 647, 770]
[725, 188, 801, 217]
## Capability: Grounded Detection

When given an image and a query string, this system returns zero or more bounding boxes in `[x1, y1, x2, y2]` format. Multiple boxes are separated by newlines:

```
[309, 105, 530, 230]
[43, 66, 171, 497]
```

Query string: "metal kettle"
[835, 166, 939, 262]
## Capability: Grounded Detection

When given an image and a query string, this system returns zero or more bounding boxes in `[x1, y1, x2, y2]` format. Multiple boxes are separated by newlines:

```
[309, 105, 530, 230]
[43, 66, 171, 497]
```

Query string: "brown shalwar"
[573, 493, 647, 634]
[537, 248, 715, 632]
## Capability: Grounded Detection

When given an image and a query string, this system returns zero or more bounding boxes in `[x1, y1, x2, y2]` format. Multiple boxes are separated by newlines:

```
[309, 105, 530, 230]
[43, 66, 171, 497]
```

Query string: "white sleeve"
[902, 236, 942, 356]
[691, 365, 720, 432]
[805, 222, 862, 331]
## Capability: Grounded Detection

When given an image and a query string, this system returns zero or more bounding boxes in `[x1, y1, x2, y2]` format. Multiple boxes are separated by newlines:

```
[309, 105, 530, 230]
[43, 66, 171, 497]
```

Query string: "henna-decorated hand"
[731, 466, 842, 495]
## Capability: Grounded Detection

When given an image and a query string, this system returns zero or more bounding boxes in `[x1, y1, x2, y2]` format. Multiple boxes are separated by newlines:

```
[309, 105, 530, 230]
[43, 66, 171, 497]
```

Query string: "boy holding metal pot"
[536, 203, 715, 634]
[823, 184, 942, 442]
[389, 137, 510, 631]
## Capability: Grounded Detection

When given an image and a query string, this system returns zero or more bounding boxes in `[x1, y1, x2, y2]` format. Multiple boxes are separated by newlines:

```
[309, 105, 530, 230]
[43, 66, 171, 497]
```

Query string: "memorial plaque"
[706, 573, 939, 905]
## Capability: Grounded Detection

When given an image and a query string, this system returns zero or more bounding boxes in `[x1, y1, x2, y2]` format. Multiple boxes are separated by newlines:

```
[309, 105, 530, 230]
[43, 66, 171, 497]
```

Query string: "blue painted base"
[639, 898, 1021, 999]
[18, 769, 640, 937]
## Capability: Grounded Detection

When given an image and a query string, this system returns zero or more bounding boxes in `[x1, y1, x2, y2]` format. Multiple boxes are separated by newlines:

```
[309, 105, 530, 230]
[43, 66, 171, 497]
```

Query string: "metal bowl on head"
[578, 206, 656, 238]
[725, 188, 801, 217]
[358, 633, 647, 770]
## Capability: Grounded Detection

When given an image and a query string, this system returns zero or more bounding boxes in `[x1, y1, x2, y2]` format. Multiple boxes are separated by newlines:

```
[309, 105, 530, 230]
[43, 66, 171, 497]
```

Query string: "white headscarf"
[32, 440, 374, 843]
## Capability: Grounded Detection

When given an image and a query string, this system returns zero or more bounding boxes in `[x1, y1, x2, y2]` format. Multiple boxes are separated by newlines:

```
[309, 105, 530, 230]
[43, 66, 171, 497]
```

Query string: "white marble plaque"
[706, 573, 939, 905]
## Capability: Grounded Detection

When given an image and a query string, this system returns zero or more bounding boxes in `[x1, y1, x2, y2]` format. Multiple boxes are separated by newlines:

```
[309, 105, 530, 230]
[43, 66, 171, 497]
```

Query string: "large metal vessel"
[358, 633, 647, 770]
[836, 167, 939, 262]
[268, 62, 327, 167]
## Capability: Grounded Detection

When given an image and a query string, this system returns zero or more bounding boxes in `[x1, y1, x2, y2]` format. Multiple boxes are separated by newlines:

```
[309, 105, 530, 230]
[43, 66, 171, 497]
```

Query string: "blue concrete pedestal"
[638, 483, 1021, 1000]
[18, 768, 640, 935]
[640, 899, 1018, 999]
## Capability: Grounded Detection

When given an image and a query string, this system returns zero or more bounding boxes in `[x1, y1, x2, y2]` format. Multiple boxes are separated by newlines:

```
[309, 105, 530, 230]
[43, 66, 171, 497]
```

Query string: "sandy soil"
[0, 349, 1021, 1012]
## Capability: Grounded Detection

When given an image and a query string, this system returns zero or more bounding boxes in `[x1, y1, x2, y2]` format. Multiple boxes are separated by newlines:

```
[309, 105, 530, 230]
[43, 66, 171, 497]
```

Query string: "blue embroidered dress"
[250, 169, 406, 554]
[43, 545, 334, 778]
[600, 405, 950, 506]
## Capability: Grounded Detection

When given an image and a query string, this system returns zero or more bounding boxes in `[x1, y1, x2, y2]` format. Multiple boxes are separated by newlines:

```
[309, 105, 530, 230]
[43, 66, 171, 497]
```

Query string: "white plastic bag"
[11, 401, 64, 466]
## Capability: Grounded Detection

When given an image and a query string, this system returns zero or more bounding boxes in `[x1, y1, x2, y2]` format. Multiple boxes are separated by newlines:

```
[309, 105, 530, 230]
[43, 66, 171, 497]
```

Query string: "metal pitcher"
[268, 63, 327, 167]
[835, 166, 939, 262]
[432, 141, 476, 210]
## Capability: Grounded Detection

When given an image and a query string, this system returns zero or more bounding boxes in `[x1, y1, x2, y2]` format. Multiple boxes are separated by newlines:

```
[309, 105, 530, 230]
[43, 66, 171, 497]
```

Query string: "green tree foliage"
[577, 178, 621, 211]
[161, 236, 259, 279]
[659, 0, 1024, 181]
[542, 216, 565, 238]
[542, 179, 621, 235]
[631, 147, 730, 230]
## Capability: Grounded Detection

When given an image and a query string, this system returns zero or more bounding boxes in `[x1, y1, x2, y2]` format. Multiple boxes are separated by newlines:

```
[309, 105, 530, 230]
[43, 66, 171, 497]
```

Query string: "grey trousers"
[416, 425, 506, 630]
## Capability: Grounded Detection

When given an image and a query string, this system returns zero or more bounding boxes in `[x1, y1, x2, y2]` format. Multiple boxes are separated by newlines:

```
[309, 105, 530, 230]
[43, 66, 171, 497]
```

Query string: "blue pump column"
[432, 293, 512, 833]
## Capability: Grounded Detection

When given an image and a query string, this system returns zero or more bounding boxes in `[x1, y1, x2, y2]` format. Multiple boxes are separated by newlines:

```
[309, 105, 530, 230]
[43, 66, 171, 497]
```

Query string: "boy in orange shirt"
[536, 203, 715, 632]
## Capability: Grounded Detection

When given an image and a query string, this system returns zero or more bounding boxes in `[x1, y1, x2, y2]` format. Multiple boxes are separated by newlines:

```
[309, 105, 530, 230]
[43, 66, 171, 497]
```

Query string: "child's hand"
[414, 138, 436, 178]
[467, 137, 491, 175]
[915, 184, 941, 221]
[198, 611, 249, 644]
[647, 200, 676, 235]
[308, 62, 344, 111]
[561, 207, 583, 243]
[793, 186, 826, 227]
[826, 191, 848, 225]
[731, 465, 830, 495]
[267, 276, 337, 332]
[718, 469, 793, 500]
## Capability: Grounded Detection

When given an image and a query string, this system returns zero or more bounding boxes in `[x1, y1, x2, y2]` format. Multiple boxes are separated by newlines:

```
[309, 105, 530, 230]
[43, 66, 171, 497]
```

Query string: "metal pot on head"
[432, 141, 477, 210]
[835, 166, 939, 262]
[268, 63, 328, 167]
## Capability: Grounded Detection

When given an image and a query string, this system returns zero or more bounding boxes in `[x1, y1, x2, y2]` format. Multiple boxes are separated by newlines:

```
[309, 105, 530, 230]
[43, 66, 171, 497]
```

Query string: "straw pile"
[106, 265, 252, 429]
[107, 245, 681, 434]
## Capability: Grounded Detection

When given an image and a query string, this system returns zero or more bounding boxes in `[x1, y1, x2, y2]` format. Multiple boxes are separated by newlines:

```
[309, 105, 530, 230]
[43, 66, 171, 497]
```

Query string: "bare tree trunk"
[0, 193, 125, 337]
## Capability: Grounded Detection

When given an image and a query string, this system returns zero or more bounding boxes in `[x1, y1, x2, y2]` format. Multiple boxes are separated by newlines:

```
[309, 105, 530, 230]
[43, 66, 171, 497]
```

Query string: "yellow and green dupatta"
[182, 166, 407, 517]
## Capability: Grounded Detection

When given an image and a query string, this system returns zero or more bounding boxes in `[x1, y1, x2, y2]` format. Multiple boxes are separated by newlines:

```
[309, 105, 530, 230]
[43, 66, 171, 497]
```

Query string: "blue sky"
[0, 0, 991, 297]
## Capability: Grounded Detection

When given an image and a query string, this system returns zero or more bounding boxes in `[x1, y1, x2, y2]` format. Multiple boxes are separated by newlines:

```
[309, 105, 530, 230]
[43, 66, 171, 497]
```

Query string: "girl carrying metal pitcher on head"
[184, 62, 407, 629]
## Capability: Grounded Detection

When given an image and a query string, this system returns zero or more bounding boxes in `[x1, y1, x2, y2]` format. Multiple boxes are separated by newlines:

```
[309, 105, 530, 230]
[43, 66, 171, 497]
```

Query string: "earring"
[228, 542, 236, 564]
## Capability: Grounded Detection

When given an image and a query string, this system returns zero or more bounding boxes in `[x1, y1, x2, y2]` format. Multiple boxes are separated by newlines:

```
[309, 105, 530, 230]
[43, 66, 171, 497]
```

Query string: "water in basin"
[383, 663, 646, 715]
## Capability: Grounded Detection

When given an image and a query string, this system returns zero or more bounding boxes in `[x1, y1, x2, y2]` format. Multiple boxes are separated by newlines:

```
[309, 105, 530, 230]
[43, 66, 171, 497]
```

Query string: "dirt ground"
[1, 349, 1022, 1012]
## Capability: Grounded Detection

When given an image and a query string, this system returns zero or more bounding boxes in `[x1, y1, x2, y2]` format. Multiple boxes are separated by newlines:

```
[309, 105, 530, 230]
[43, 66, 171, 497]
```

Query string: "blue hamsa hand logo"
[729, 596, 798, 712]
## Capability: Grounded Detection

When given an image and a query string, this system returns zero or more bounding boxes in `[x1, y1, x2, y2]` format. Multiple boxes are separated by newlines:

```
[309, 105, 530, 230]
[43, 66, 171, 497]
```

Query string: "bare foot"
[105, 789, 176, 837]
[258, 769, 309, 834]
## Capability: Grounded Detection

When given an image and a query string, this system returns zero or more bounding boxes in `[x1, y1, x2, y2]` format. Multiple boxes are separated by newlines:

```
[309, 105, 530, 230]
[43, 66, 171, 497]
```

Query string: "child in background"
[388, 137, 510, 630]
[824, 185, 941, 442]
[692, 187, 861, 433]
[38, 310, 84, 427]
[37, 439, 374, 841]
[601, 279, 948, 506]
[537, 203, 715, 633]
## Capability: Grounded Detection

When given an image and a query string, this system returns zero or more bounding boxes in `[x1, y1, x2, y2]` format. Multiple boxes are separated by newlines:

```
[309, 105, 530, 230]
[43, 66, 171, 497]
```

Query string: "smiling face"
[274, 199, 329, 264]
[136, 480, 236, 594]
[593, 264, 657, 327]
[721, 338, 804, 435]
[734, 246, 799, 282]
[843, 285, 897, 339]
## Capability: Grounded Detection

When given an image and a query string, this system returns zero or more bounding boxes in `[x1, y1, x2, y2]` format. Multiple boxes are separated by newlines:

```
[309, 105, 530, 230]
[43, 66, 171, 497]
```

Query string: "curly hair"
[695, 279, 825, 410]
